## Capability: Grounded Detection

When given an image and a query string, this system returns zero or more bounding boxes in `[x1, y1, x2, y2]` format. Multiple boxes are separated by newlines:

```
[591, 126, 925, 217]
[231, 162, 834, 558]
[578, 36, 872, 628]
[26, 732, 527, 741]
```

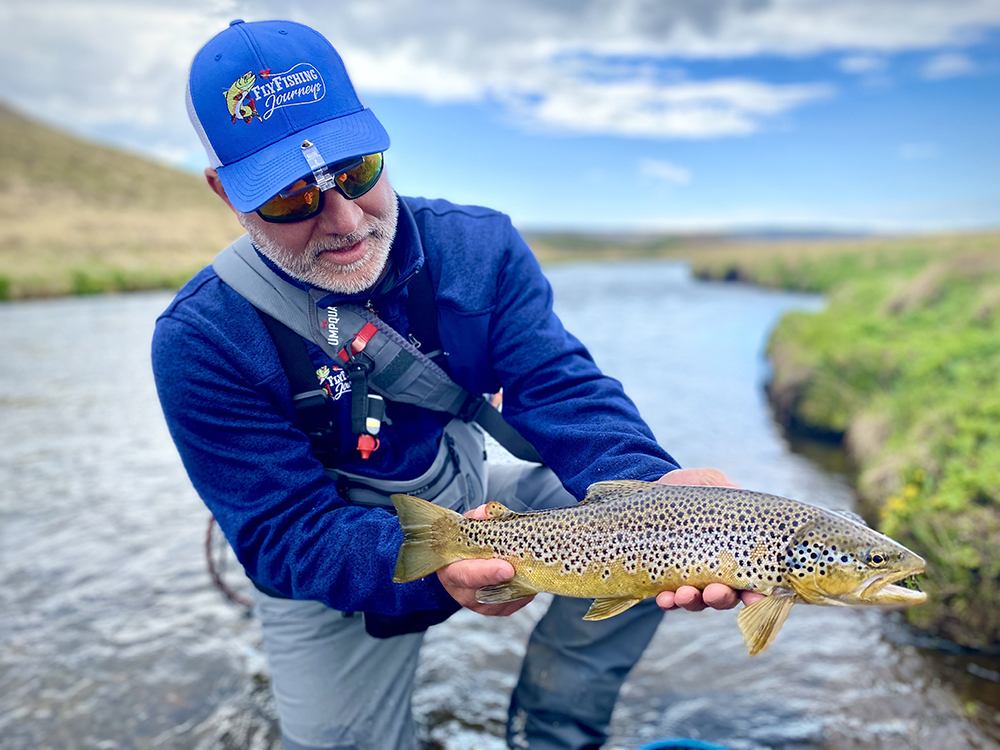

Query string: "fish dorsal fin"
[580, 480, 649, 505]
[583, 596, 643, 621]
[831, 509, 868, 526]
[484, 501, 515, 519]
[735, 588, 798, 657]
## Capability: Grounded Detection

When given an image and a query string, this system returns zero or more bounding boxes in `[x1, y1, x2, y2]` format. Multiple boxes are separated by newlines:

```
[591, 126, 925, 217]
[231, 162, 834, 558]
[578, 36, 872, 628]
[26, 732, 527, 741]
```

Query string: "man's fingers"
[656, 590, 677, 610]
[673, 585, 707, 611]
[440, 559, 513, 589]
[656, 467, 739, 488]
[702, 583, 739, 610]
[740, 591, 766, 607]
[658, 585, 761, 612]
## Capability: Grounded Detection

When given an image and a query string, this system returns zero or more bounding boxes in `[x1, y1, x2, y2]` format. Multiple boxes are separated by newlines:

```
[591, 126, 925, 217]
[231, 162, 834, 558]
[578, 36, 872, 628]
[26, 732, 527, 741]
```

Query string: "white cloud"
[640, 159, 692, 185]
[510, 77, 833, 138]
[838, 55, 887, 74]
[899, 142, 940, 160]
[1, 0, 998, 165]
[921, 52, 978, 79]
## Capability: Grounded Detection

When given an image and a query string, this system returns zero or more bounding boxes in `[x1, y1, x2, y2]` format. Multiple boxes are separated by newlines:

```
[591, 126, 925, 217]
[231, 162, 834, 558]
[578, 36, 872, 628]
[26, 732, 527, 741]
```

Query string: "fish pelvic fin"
[736, 588, 798, 657]
[583, 596, 644, 621]
[391, 493, 463, 583]
[476, 578, 539, 604]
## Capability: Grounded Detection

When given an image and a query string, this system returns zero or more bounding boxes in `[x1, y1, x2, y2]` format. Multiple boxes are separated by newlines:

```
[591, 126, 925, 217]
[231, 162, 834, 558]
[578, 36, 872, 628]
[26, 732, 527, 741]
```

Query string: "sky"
[2, 0, 999, 233]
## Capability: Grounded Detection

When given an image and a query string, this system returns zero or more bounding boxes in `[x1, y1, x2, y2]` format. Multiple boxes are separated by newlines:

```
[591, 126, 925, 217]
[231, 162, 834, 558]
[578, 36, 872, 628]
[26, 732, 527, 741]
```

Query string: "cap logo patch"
[224, 63, 326, 124]
[225, 71, 263, 124]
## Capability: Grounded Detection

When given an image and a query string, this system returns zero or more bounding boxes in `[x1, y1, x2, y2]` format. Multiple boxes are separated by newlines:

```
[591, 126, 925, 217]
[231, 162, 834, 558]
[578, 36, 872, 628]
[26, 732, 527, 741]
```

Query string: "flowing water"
[1, 261, 998, 750]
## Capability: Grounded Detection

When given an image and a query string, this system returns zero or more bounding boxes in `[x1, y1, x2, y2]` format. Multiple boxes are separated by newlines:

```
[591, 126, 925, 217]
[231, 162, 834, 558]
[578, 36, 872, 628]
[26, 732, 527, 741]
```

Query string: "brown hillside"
[0, 102, 242, 299]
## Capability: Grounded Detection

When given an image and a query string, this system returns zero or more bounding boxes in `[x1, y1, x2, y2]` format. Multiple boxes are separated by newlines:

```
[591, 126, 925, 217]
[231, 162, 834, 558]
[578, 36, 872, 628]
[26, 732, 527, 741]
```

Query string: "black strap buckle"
[457, 393, 486, 423]
[292, 388, 332, 412]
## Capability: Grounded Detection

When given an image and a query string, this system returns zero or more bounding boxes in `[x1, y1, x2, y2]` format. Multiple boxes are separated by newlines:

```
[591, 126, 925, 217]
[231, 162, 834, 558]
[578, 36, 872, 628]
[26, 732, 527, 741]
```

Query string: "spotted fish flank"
[392, 480, 927, 656]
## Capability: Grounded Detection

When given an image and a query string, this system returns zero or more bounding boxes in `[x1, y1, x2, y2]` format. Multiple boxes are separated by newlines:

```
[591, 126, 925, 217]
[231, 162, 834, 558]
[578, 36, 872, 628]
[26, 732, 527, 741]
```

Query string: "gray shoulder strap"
[213, 237, 466, 414]
[213, 235, 318, 340]
[213, 238, 543, 463]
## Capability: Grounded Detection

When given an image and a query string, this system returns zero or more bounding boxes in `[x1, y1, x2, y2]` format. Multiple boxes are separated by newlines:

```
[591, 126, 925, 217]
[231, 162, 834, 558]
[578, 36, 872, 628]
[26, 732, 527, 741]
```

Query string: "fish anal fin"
[581, 480, 649, 505]
[736, 588, 798, 657]
[583, 596, 643, 620]
[476, 578, 539, 604]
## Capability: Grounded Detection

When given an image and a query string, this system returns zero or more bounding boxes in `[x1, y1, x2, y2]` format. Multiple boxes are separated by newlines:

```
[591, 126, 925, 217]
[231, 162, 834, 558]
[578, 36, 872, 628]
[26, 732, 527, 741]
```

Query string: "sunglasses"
[256, 152, 384, 223]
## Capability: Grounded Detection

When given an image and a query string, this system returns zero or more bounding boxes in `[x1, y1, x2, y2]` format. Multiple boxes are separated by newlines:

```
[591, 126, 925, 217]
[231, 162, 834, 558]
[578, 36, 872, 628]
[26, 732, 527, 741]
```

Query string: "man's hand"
[653, 467, 766, 612]
[436, 504, 535, 617]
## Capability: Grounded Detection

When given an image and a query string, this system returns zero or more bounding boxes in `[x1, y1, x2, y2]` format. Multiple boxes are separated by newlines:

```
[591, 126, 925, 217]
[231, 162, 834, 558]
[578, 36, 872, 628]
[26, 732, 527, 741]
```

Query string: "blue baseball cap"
[186, 19, 390, 213]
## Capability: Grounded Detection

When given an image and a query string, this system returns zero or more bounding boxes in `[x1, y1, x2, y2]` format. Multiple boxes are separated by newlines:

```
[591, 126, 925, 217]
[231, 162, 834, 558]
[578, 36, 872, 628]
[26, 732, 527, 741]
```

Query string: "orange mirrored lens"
[334, 153, 383, 198]
[257, 182, 323, 221]
[255, 153, 384, 222]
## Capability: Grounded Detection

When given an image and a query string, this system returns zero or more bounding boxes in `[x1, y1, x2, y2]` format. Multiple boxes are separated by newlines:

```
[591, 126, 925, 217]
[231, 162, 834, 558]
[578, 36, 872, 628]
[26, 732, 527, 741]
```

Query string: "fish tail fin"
[391, 493, 463, 583]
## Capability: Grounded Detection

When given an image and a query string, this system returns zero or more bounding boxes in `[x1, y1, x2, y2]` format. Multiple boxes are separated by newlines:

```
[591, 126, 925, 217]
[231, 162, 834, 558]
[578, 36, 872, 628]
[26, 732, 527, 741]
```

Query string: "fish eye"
[865, 551, 887, 567]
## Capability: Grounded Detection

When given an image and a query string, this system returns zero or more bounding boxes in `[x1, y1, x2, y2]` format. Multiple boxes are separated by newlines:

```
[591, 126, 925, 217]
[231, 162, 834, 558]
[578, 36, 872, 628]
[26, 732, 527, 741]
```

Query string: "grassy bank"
[694, 231, 1000, 650]
[0, 103, 242, 300]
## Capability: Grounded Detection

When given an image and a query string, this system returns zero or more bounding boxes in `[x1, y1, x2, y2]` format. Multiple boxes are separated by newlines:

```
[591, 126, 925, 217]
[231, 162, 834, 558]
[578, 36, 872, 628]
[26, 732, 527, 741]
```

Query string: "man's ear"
[205, 168, 239, 214]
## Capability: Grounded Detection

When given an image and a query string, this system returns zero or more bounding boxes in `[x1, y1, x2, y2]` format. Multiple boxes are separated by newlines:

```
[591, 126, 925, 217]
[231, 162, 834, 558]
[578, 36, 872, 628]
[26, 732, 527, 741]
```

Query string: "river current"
[1, 260, 998, 750]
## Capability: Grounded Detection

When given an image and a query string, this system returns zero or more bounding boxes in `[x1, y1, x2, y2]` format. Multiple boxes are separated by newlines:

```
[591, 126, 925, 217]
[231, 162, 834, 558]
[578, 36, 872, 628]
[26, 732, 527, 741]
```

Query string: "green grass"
[695, 232, 1000, 650]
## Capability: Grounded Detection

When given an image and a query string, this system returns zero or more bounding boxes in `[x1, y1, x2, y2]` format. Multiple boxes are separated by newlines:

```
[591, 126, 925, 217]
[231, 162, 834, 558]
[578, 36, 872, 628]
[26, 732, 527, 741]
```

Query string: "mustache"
[310, 219, 392, 256]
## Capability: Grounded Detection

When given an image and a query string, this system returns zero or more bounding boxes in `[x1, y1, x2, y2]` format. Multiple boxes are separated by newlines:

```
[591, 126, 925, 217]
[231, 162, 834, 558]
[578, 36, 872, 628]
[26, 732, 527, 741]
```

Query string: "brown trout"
[392, 480, 926, 656]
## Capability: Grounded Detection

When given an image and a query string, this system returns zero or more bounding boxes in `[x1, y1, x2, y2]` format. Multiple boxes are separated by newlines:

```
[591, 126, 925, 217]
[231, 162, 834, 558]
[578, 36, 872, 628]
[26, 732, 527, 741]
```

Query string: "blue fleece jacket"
[151, 195, 680, 616]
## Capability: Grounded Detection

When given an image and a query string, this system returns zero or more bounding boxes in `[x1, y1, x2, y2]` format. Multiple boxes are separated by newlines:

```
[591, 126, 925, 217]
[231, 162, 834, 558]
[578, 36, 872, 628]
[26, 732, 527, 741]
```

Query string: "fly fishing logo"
[243, 63, 325, 121]
[225, 71, 263, 124]
[316, 365, 351, 401]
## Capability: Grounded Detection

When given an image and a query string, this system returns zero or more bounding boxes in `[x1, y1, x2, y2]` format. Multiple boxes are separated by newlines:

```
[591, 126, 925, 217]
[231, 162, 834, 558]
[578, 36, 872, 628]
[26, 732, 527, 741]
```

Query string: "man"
[153, 19, 759, 750]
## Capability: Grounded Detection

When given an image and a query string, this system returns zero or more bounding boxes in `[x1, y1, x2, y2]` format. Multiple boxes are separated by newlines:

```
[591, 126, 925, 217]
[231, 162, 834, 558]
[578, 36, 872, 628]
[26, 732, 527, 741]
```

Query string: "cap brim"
[217, 107, 390, 213]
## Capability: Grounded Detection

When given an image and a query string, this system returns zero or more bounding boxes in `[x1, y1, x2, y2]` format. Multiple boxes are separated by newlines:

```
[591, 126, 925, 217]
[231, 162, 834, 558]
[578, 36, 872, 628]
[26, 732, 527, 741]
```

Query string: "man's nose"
[317, 188, 364, 236]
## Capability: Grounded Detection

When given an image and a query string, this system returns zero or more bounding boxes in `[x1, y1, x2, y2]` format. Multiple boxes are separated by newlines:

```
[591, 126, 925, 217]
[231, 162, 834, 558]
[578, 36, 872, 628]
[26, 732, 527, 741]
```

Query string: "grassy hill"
[0, 102, 243, 299]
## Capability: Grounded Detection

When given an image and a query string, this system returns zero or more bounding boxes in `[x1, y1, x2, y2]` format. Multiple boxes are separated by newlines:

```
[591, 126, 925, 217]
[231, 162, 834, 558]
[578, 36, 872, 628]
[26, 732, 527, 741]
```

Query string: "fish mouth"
[858, 566, 927, 606]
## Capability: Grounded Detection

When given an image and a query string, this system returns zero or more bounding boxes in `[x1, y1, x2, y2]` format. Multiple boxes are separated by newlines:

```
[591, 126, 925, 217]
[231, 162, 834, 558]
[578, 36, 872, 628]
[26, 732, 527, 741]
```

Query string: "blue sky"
[2, 0, 998, 232]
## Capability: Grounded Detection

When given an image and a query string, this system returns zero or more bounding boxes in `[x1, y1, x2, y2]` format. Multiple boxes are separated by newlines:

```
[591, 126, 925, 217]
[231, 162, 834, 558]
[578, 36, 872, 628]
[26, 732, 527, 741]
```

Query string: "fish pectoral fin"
[736, 588, 798, 657]
[583, 596, 643, 621]
[476, 578, 539, 604]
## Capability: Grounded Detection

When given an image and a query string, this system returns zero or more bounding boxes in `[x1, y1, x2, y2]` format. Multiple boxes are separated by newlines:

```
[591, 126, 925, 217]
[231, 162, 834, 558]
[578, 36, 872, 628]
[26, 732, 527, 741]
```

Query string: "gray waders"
[214, 237, 664, 750]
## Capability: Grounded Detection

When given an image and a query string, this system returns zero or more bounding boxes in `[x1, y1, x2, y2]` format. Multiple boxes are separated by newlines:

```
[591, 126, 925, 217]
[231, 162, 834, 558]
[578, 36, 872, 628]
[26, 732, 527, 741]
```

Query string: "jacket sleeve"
[151, 309, 458, 617]
[486, 222, 682, 499]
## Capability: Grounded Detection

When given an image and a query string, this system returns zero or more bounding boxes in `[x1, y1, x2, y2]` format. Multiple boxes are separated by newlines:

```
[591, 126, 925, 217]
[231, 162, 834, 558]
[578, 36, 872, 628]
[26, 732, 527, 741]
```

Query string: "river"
[1, 260, 998, 750]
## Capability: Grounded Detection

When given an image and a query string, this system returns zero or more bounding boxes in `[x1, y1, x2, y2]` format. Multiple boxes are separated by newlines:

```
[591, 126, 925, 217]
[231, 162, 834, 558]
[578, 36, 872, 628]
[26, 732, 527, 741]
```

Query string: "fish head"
[233, 71, 256, 92]
[783, 512, 926, 608]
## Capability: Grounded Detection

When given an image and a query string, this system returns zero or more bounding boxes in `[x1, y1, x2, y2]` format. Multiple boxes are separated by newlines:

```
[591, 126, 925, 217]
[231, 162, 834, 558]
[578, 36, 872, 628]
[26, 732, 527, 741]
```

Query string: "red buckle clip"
[357, 434, 380, 459]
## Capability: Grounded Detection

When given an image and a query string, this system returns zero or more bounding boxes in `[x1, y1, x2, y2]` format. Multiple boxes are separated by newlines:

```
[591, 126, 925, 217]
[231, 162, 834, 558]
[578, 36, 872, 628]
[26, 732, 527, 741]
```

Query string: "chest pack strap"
[257, 311, 341, 463]
[213, 236, 543, 464]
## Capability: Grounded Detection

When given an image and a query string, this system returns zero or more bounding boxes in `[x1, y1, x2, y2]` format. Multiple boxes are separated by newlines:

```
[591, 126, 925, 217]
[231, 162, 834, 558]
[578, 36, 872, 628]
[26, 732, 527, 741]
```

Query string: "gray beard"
[240, 199, 399, 295]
